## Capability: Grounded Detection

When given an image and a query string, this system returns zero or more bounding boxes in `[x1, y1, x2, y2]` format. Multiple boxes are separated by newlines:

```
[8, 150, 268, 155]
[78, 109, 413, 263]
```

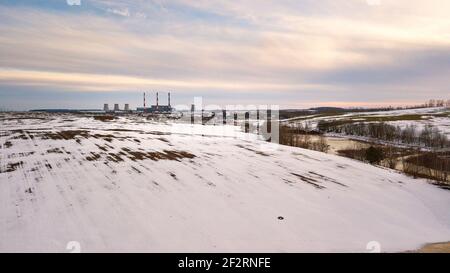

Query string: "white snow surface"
[1, 113, 450, 252]
[286, 107, 450, 136]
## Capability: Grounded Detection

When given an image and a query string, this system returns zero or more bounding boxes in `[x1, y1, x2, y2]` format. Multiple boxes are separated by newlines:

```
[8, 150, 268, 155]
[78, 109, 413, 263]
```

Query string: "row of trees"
[338, 146, 387, 164]
[279, 125, 329, 152]
[423, 99, 450, 108]
[403, 152, 449, 183]
[360, 98, 450, 111]
[318, 121, 449, 149]
[337, 145, 449, 183]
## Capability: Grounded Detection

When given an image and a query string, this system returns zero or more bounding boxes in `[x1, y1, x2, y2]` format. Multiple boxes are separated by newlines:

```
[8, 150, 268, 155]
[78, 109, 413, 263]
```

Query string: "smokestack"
[103, 104, 109, 112]
[124, 104, 129, 111]
[114, 104, 119, 111]
[168, 92, 171, 107]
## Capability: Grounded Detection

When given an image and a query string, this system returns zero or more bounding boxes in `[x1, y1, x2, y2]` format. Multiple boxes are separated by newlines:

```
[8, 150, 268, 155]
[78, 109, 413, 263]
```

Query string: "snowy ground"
[1, 113, 450, 252]
[284, 107, 450, 136]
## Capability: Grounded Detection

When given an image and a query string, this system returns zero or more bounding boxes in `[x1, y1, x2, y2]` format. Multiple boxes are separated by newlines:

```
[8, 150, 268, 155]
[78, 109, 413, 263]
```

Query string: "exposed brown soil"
[106, 153, 124, 163]
[9, 152, 35, 157]
[0, 116, 47, 121]
[105, 129, 144, 133]
[131, 166, 142, 174]
[145, 131, 171, 136]
[291, 172, 326, 189]
[47, 148, 64, 154]
[169, 172, 178, 180]
[0, 161, 24, 173]
[3, 141, 13, 148]
[11, 133, 30, 140]
[121, 148, 195, 162]
[308, 171, 347, 187]
[41, 130, 90, 140]
[3, 129, 173, 146]
[236, 144, 270, 156]
[9, 130, 128, 144]
[92, 133, 116, 140]
[84, 148, 195, 163]
[93, 115, 115, 122]
[95, 144, 109, 152]
[86, 152, 101, 161]
[44, 162, 52, 170]
[412, 242, 450, 253]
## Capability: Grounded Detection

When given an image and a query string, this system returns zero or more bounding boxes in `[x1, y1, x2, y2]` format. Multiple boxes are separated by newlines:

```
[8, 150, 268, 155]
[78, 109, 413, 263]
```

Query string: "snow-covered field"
[285, 107, 450, 136]
[1, 113, 450, 252]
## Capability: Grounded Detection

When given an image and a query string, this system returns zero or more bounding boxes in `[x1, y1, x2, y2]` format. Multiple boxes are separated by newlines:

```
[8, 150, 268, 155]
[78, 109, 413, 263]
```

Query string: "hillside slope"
[285, 107, 450, 136]
[1, 114, 450, 252]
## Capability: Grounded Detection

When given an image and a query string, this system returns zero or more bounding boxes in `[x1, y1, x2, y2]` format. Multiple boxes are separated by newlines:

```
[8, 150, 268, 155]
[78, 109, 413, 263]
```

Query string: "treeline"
[318, 121, 450, 149]
[423, 99, 450, 108]
[338, 145, 411, 168]
[338, 145, 449, 184]
[279, 125, 329, 152]
[403, 152, 449, 184]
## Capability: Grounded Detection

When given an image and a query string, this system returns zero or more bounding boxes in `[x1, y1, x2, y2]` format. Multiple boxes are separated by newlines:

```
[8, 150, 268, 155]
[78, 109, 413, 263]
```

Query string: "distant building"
[114, 104, 120, 111]
[124, 104, 130, 111]
[104, 104, 109, 112]
[137, 92, 172, 113]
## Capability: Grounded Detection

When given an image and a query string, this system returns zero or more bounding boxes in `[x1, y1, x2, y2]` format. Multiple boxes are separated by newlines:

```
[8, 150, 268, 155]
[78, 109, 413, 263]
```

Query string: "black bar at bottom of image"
[0, 253, 447, 272]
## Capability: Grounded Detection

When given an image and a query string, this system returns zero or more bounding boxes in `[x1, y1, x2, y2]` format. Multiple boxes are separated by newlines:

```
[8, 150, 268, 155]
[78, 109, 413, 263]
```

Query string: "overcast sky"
[0, 0, 449, 110]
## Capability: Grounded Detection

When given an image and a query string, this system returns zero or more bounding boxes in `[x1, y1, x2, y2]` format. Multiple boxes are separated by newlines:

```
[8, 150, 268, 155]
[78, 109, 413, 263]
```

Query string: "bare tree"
[313, 136, 330, 153]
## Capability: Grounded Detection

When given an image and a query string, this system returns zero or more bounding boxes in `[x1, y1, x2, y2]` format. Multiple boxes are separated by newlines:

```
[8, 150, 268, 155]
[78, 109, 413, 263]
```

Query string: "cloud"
[107, 7, 130, 17]
[66, 0, 81, 6]
[0, 68, 337, 93]
[0, 1, 449, 109]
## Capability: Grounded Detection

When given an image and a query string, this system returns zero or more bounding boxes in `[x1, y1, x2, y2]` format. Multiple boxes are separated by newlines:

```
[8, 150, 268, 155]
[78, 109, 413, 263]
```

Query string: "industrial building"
[137, 92, 173, 113]
[101, 92, 171, 114]
[103, 103, 131, 113]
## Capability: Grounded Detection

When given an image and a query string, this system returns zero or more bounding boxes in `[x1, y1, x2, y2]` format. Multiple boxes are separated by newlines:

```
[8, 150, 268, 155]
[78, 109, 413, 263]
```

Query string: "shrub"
[365, 146, 384, 164]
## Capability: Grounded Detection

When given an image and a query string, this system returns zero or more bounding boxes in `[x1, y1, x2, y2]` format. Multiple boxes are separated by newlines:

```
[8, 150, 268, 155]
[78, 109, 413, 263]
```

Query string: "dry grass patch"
[93, 115, 115, 122]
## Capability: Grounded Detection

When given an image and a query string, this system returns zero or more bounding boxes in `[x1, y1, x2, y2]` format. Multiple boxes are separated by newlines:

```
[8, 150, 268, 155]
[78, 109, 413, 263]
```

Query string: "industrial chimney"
[124, 104, 130, 111]
[103, 104, 109, 112]
[114, 104, 119, 111]
[168, 92, 171, 107]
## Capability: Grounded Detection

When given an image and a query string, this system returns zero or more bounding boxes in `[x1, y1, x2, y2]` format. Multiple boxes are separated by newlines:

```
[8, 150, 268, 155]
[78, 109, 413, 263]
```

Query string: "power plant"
[102, 103, 132, 113]
[101, 92, 173, 114]
[137, 92, 172, 113]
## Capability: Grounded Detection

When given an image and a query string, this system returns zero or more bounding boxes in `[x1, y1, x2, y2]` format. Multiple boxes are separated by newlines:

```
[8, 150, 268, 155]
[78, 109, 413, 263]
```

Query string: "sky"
[0, 0, 449, 110]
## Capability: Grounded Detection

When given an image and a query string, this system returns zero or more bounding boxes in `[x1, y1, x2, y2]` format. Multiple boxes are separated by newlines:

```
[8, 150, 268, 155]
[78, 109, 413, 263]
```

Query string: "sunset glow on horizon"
[1, 0, 449, 110]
